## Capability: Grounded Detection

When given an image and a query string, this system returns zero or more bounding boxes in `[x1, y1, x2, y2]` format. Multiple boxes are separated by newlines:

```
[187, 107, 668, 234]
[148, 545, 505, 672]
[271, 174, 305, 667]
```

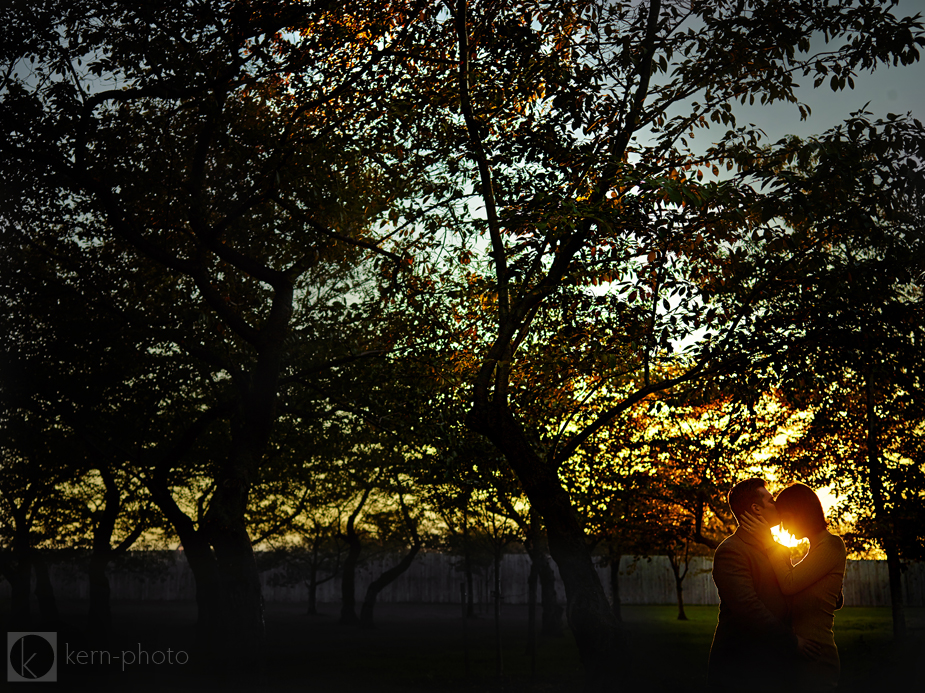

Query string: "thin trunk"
[466, 558, 475, 617]
[31, 552, 59, 627]
[884, 548, 906, 639]
[493, 546, 503, 679]
[360, 481, 422, 628]
[86, 520, 144, 641]
[4, 547, 31, 630]
[866, 355, 906, 639]
[609, 549, 623, 623]
[359, 542, 422, 628]
[462, 583, 470, 681]
[667, 550, 690, 621]
[339, 535, 361, 625]
[87, 464, 119, 640]
[694, 494, 718, 549]
[340, 488, 370, 626]
[468, 403, 620, 686]
[87, 551, 112, 640]
[526, 562, 537, 670]
[307, 562, 318, 616]
[673, 575, 688, 621]
[463, 518, 475, 618]
[147, 465, 225, 646]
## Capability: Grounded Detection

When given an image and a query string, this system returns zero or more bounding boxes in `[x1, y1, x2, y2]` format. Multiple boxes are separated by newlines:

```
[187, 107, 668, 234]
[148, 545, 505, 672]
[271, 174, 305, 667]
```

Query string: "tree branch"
[455, 0, 508, 322]
[273, 195, 405, 266]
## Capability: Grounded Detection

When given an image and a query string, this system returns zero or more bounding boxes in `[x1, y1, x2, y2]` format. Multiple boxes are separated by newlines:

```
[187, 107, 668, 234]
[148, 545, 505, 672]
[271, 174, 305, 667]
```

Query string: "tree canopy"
[2, 0, 924, 686]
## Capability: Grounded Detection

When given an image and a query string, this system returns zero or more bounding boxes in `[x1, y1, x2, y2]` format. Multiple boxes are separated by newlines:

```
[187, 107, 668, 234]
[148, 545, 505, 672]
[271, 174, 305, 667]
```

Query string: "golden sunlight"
[771, 526, 801, 548]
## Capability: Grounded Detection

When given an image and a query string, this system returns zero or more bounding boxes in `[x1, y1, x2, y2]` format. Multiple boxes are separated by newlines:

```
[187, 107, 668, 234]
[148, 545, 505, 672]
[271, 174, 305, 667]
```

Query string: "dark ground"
[2, 600, 922, 692]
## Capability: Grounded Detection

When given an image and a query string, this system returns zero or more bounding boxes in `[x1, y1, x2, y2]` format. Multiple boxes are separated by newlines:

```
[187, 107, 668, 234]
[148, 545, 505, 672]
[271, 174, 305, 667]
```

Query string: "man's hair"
[728, 478, 767, 524]
[775, 483, 826, 533]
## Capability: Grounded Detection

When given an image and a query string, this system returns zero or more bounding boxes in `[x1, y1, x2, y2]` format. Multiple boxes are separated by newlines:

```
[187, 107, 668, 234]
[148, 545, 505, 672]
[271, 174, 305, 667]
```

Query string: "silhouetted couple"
[708, 479, 847, 693]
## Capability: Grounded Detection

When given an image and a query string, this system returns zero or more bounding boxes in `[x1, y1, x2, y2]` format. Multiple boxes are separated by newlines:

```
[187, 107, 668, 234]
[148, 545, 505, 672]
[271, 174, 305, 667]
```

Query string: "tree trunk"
[526, 562, 537, 661]
[468, 404, 620, 687]
[866, 348, 906, 639]
[2, 548, 32, 630]
[307, 562, 319, 616]
[537, 550, 563, 637]
[493, 546, 503, 679]
[359, 542, 422, 628]
[197, 405, 276, 687]
[526, 529, 563, 638]
[87, 551, 112, 640]
[667, 551, 689, 621]
[674, 576, 688, 621]
[609, 549, 623, 623]
[884, 546, 906, 639]
[339, 538, 361, 625]
[463, 518, 475, 618]
[180, 531, 224, 638]
[31, 552, 59, 627]
[339, 489, 370, 626]
[202, 517, 266, 675]
[146, 470, 219, 637]
[88, 465, 119, 640]
[147, 460, 251, 665]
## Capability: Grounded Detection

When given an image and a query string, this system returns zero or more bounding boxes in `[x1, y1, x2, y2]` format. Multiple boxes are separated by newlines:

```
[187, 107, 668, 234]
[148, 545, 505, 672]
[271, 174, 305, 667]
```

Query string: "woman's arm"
[766, 538, 846, 595]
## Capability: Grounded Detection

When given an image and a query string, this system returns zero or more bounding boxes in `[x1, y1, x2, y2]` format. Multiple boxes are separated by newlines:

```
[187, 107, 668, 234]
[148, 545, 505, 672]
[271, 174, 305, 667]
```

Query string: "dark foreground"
[2, 601, 922, 692]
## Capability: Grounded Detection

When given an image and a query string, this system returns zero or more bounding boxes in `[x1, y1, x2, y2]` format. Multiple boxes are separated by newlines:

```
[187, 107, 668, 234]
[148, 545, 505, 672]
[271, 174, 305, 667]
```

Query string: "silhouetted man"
[708, 478, 800, 692]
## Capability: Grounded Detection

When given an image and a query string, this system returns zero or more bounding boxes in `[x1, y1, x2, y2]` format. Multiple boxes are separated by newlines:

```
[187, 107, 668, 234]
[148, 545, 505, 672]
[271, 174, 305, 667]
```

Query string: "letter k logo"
[7, 632, 57, 682]
[19, 648, 36, 678]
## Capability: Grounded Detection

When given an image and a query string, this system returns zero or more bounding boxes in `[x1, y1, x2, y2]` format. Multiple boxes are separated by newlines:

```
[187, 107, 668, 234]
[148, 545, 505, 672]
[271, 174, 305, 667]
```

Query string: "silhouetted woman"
[742, 483, 846, 692]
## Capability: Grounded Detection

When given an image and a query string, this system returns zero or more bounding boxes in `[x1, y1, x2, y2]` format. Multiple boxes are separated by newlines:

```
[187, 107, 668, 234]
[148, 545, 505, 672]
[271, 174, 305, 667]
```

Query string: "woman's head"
[775, 483, 826, 539]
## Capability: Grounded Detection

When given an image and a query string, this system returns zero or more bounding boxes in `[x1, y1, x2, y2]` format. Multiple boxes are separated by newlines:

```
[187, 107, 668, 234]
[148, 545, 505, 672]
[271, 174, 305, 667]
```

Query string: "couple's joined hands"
[740, 512, 777, 549]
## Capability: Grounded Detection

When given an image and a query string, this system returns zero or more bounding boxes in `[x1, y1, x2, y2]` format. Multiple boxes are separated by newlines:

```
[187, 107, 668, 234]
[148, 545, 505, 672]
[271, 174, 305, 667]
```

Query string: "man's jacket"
[708, 528, 798, 691]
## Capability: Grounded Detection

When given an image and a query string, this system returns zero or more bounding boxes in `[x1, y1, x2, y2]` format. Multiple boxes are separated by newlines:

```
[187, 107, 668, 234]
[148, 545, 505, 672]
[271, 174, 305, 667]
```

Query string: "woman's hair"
[775, 483, 826, 533]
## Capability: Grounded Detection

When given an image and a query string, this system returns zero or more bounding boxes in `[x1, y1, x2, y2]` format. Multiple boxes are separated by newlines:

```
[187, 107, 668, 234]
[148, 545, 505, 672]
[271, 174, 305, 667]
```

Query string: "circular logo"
[10, 634, 55, 679]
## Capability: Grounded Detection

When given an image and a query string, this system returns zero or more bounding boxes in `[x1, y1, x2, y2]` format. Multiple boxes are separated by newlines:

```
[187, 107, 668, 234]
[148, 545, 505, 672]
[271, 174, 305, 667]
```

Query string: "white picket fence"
[2, 552, 923, 607]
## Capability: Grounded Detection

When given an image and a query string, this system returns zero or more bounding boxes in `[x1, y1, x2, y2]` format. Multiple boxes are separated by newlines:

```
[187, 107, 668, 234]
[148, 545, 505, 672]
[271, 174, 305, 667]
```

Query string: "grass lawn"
[4, 600, 922, 691]
[617, 604, 924, 692]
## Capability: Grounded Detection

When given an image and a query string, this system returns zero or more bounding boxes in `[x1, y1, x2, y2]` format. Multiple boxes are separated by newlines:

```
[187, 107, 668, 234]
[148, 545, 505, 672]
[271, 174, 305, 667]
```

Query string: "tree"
[1, 0, 445, 669]
[4, 1, 924, 684]
[0, 229, 163, 636]
[338, 478, 375, 626]
[358, 476, 426, 628]
[82, 464, 153, 640]
[390, 2, 925, 681]
[0, 416, 86, 629]
[701, 109, 925, 638]
[755, 139, 925, 636]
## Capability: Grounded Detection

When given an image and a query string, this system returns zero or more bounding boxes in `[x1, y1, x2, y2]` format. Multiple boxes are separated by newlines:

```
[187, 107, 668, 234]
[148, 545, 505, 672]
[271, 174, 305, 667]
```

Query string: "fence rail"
[2, 551, 923, 607]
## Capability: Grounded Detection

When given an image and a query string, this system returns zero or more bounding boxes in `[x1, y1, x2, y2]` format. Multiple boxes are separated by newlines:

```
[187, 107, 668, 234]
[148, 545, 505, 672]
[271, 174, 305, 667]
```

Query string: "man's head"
[728, 478, 780, 528]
